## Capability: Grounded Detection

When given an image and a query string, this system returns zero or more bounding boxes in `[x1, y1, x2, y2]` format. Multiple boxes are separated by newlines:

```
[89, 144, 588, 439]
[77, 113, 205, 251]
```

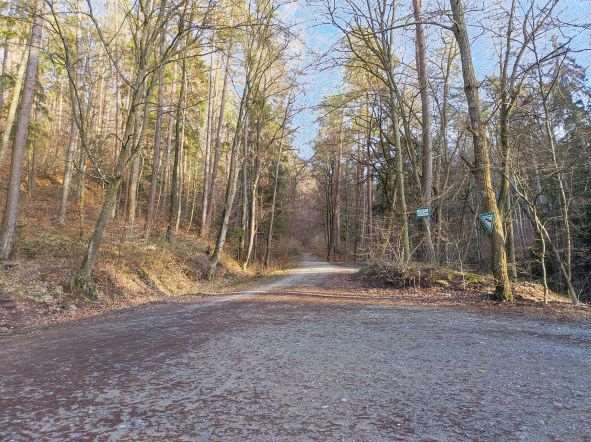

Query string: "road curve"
[1, 257, 590, 441]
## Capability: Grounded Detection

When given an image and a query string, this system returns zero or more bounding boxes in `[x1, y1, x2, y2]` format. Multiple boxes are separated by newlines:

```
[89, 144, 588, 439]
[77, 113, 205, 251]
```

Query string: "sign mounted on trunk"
[479, 212, 495, 233]
[416, 207, 432, 219]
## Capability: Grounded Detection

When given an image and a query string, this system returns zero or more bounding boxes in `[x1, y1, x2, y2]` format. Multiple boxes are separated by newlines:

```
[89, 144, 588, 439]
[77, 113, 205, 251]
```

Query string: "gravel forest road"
[1, 257, 590, 441]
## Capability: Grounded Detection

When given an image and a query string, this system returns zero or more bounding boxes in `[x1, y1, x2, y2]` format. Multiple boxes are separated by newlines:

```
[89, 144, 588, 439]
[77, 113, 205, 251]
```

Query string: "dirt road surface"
[1, 257, 590, 441]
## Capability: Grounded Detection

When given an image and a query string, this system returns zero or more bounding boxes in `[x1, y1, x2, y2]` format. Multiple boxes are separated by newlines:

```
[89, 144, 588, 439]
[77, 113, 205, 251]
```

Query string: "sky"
[278, 0, 343, 159]
[278, 0, 591, 160]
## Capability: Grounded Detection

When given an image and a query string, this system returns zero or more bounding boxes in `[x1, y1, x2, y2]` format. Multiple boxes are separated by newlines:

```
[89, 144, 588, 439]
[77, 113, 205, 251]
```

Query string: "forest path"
[237, 253, 360, 294]
[1, 257, 591, 440]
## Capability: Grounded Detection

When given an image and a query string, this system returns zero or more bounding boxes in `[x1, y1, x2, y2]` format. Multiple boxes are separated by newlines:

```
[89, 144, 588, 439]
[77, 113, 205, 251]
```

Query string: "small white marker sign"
[416, 207, 431, 219]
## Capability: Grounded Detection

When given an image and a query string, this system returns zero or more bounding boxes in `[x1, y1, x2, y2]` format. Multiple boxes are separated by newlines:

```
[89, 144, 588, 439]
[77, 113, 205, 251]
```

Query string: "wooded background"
[0, 0, 590, 303]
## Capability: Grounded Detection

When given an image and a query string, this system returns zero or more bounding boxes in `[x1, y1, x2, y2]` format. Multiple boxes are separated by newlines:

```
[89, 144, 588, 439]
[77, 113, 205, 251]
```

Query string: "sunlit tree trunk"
[200, 44, 216, 238]
[203, 45, 232, 238]
[244, 119, 262, 269]
[207, 92, 248, 279]
[167, 55, 187, 242]
[0, 36, 8, 109]
[264, 139, 283, 268]
[450, 0, 512, 301]
[127, 152, 141, 229]
[0, 1, 43, 259]
[58, 118, 78, 224]
[0, 45, 26, 165]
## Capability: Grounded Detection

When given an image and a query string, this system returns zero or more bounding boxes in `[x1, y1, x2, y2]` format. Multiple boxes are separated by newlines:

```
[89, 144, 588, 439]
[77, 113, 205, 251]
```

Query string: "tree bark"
[167, 56, 187, 242]
[127, 151, 141, 229]
[73, 177, 122, 295]
[58, 118, 78, 224]
[264, 139, 283, 268]
[200, 44, 216, 238]
[412, 0, 436, 263]
[393, 113, 410, 263]
[243, 120, 262, 269]
[207, 88, 248, 279]
[450, 0, 512, 301]
[0, 45, 26, 165]
[144, 36, 166, 239]
[203, 45, 232, 237]
[0, 2, 43, 259]
[239, 141, 248, 261]
[0, 36, 9, 110]
[330, 116, 343, 260]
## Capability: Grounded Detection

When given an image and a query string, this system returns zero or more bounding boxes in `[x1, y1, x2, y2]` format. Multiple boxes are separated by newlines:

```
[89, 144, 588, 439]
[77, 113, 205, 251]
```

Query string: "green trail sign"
[416, 207, 432, 219]
[479, 212, 495, 234]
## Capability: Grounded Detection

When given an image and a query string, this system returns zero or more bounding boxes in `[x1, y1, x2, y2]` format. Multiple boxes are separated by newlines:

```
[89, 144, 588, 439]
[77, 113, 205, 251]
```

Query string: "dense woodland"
[311, 0, 591, 303]
[0, 0, 590, 304]
[0, 0, 308, 298]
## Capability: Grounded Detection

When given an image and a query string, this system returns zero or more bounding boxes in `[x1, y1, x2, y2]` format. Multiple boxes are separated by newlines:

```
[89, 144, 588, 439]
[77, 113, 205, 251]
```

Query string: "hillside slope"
[0, 173, 253, 331]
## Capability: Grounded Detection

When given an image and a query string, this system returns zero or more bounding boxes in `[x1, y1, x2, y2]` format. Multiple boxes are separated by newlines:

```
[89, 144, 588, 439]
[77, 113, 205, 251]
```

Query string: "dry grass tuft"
[358, 261, 570, 304]
[0, 172, 255, 331]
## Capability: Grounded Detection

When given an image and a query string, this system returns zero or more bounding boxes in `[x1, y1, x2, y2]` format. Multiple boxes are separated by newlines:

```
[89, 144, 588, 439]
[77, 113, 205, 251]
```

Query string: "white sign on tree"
[416, 207, 431, 219]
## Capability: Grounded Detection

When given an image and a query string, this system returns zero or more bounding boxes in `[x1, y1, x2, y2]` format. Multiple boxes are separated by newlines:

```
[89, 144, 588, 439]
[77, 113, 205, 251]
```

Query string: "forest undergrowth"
[0, 172, 267, 332]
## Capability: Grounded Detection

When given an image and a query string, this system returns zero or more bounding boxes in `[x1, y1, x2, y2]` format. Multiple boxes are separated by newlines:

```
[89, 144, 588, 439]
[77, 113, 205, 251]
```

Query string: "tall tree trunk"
[244, 125, 262, 269]
[0, 45, 26, 165]
[264, 140, 283, 268]
[77, 146, 87, 239]
[0, 3, 42, 259]
[208, 136, 243, 278]
[200, 45, 216, 238]
[437, 42, 456, 261]
[167, 57, 187, 242]
[330, 116, 343, 260]
[207, 89, 248, 279]
[58, 118, 78, 224]
[27, 123, 36, 194]
[175, 116, 186, 233]
[111, 70, 121, 220]
[366, 163, 373, 249]
[0, 36, 10, 110]
[144, 36, 165, 239]
[239, 148, 248, 261]
[393, 113, 410, 263]
[450, 0, 512, 301]
[127, 151, 141, 229]
[204, 46, 232, 237]
[187, 158, 199, 231]
[159, 112, 174, 215]
[413, 0, 436, 262]
[74, 78, 151, 289]
[73, 177, 122, 295]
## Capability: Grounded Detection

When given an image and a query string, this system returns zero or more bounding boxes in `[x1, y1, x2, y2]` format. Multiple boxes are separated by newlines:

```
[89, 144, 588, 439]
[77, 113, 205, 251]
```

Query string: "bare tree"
[0, 0, 43, 260]
[450, 0, 512, 301]
[412, 0, 435, 263]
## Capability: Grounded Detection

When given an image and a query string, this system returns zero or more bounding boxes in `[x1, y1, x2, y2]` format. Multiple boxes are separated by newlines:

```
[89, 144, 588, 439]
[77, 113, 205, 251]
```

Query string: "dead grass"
[0, 173, 256, 332]
[358, 261, 570, 304]
[274, 262, 590, 323]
